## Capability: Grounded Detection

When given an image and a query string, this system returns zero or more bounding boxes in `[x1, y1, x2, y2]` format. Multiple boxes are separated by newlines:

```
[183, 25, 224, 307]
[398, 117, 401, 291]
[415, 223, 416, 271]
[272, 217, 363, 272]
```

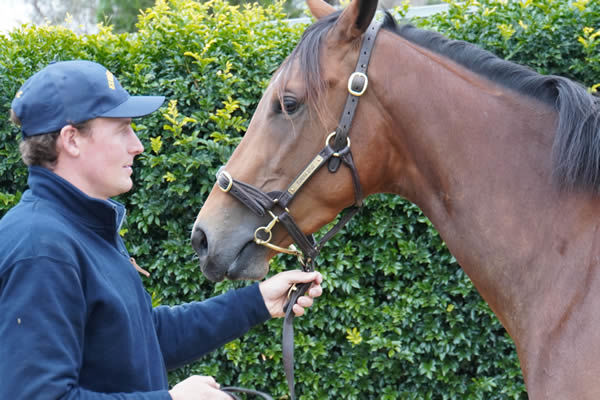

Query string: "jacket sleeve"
[152, 283, 272, 370]
[0, 257, 171, 400]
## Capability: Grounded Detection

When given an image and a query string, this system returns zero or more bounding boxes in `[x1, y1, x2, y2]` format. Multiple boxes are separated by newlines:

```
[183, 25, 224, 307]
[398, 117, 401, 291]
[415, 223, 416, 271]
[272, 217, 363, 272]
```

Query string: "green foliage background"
[97, 0, 156, 32]
[1, 0, 599, 398]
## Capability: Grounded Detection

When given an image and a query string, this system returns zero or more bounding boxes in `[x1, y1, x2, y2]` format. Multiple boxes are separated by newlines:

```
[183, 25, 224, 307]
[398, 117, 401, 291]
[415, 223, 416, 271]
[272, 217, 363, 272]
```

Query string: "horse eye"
[274, 95, 300, 115]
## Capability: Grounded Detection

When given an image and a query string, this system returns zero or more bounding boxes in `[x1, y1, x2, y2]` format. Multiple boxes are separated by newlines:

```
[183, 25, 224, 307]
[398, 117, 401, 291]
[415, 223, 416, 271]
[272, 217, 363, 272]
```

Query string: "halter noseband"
[216, 20, 382, 400]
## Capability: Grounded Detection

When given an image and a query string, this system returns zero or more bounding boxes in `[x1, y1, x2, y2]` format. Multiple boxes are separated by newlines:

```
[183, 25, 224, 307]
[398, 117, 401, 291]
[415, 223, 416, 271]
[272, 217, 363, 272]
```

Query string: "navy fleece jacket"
[0, 166, 271, 399]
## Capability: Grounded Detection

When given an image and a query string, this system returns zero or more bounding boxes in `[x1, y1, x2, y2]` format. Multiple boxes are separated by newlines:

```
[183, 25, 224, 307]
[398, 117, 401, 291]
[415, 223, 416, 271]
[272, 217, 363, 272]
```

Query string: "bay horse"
[191, 0, 600, 397]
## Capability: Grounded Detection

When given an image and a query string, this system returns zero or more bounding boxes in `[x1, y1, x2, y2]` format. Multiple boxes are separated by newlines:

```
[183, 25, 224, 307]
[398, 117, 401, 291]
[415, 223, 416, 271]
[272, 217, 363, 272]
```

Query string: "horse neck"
[368, 32, 600, 343]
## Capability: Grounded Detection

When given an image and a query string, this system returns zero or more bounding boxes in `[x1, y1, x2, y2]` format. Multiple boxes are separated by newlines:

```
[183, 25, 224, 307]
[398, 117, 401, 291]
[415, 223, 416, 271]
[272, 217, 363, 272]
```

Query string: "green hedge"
[1, 0, 599, 398]
[416, 0, 600, 86]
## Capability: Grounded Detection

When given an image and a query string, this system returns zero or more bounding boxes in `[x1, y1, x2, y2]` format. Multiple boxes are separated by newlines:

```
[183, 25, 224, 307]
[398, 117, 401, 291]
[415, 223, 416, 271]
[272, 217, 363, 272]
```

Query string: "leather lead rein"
[217, 20, 383, 400]
[221, 387, 274, 400]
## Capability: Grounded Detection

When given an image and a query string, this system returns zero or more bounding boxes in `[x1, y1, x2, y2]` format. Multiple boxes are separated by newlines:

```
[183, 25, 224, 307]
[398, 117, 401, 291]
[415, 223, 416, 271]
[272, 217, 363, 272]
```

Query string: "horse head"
[192, 0, 395, 281]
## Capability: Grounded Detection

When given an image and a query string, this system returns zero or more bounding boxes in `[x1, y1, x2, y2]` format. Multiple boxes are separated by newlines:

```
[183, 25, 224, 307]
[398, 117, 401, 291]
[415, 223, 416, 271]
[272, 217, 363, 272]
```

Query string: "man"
[0, 60, 323, 400]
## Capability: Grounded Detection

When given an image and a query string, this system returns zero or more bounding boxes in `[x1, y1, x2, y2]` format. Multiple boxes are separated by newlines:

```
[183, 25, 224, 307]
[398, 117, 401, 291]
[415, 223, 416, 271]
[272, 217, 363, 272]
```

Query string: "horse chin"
[201, 262, 228, 282]
[202, 241, 269, 282]
[226, 257, 269, 281]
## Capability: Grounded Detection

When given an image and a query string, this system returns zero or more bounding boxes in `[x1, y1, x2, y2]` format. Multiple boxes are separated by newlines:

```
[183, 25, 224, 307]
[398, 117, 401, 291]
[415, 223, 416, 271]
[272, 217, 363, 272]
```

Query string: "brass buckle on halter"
[254, 211, 304, 259]
[217, 169, 233, 193]
[348, 72, 368, 96]
[326, 131, 351, 157]
[254, 211, 279, 244]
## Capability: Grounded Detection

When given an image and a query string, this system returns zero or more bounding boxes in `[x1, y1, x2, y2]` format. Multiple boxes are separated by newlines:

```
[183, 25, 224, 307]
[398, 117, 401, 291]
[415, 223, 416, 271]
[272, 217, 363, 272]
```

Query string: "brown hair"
[10, 109, 92, 169]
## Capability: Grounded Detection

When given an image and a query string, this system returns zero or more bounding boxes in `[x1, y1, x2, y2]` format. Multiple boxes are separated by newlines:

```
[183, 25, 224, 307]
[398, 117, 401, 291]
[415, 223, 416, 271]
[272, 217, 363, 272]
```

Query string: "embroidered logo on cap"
[106, 70, 115, 90]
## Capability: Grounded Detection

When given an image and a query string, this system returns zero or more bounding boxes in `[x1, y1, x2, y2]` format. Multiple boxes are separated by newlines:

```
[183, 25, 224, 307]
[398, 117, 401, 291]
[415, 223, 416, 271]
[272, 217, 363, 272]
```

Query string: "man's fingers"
[307, 285, 322, 298]
[292, 303, 306, 316]
[296, 296, 314, 308]
[195, 375, 220, 389]
[292, 296, 315, 316]
[283, 270, 322, 285]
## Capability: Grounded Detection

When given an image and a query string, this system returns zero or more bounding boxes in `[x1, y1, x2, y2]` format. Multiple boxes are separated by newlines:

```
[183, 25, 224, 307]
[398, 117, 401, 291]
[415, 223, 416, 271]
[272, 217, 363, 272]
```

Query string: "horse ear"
[307, 0, 336, 19]
[330, 0, 378, 42]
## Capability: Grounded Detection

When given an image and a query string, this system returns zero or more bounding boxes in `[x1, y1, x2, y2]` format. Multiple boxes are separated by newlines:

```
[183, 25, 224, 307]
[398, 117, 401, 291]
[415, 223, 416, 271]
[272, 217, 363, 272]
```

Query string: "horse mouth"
[225, 240, 256, 280]
[203, 239, 268, 282]
[201, 261, 228, 282]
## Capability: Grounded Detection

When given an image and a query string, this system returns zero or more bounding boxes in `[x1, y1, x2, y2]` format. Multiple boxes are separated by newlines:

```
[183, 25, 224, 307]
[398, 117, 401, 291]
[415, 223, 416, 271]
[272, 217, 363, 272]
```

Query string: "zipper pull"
[130, 257, 150, 277]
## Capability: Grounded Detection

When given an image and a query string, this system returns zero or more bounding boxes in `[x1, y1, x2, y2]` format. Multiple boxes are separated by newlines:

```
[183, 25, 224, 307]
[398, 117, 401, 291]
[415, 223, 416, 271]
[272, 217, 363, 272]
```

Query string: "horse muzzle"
[191, 218, 270, 281]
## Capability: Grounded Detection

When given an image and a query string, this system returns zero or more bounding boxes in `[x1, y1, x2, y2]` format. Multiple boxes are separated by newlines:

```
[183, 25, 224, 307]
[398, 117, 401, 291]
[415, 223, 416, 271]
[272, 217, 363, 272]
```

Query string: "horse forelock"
[276, 12, 340, 127]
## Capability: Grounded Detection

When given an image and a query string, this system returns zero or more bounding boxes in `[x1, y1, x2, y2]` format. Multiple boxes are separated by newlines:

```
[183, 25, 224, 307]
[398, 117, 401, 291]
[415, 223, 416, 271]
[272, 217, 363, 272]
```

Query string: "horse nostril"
[191, 225, 208, 258]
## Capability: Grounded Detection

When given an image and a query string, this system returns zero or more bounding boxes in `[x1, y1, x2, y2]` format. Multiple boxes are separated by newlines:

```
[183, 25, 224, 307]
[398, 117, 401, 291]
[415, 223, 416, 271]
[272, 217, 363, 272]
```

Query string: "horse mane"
[279, 12, 600, 191]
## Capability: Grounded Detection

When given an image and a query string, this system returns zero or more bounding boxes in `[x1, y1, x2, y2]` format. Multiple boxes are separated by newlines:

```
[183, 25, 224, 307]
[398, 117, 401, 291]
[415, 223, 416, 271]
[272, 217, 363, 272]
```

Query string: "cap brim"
[100, 95, 165, 118]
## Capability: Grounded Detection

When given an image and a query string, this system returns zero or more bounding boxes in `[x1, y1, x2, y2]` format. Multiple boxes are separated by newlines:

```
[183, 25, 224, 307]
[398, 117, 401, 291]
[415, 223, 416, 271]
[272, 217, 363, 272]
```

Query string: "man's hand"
[259, 270, 323, 318]
[169, 376, 230, 400]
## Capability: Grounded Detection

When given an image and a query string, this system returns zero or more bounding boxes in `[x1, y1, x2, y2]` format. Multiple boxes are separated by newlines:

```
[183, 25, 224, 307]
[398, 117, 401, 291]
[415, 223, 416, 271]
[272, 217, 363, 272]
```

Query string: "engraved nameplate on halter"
[287, 154, 324, 195]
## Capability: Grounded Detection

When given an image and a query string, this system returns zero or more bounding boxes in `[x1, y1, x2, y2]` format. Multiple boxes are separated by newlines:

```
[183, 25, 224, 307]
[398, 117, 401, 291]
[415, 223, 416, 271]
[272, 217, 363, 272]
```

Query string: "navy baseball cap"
[11, 60, 165, 137]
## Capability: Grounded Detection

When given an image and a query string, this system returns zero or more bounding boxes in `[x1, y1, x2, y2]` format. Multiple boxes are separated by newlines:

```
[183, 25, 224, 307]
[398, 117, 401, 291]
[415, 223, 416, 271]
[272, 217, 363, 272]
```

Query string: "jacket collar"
[27, 166, 126, 237]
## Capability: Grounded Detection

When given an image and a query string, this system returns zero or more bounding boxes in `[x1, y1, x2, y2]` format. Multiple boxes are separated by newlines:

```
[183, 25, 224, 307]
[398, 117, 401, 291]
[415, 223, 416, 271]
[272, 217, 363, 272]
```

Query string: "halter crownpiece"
[329, 19, 381, 172]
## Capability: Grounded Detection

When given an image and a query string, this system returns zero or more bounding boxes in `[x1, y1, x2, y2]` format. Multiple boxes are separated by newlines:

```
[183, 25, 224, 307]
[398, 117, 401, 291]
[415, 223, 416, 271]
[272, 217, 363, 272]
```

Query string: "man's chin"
[114, 179, 133, 197]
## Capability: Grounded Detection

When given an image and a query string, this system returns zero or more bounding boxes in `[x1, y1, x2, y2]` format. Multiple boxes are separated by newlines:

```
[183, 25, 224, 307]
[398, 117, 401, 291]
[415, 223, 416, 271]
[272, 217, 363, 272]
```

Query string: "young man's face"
[76, 117, 144, 199]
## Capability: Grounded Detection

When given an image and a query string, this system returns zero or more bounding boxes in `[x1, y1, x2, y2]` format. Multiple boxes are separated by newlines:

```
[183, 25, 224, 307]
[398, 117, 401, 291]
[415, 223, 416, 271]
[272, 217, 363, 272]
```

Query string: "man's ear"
[57, 125, 81, 157]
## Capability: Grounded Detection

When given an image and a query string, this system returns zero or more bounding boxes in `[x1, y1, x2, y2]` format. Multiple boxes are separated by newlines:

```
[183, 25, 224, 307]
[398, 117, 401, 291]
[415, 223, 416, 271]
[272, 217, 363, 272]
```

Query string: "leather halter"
[217, 20, 382, 400]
